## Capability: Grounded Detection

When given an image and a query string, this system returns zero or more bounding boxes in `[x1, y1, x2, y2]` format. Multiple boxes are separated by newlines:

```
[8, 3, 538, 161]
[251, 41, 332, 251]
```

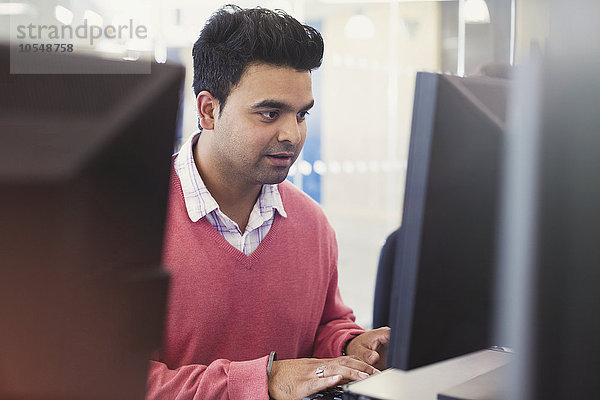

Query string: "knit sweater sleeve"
[146, 355, 270, 400]
[312, 231, 365, 358]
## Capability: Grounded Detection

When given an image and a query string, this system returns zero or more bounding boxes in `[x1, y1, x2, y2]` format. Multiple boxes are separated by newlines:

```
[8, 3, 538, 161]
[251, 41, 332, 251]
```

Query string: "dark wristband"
[267, 351, 277, 377]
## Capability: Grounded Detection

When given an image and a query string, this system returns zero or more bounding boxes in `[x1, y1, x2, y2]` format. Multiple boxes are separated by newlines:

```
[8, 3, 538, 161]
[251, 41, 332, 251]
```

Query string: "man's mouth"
[268, 153, 294, 159]
[266, 153, 294, 167]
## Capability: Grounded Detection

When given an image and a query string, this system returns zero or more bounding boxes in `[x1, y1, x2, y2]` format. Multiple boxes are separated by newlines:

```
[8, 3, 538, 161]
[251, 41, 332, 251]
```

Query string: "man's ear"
[196, 91, 219, 130]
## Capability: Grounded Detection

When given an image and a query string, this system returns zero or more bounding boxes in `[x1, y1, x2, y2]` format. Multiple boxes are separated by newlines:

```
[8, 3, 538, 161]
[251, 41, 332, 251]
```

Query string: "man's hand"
[345, 327, 390, 371]
[268, 356, 378, 400]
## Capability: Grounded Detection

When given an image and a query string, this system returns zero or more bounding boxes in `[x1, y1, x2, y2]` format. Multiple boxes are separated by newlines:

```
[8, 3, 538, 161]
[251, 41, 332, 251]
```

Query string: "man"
[146, 6, 390, 400]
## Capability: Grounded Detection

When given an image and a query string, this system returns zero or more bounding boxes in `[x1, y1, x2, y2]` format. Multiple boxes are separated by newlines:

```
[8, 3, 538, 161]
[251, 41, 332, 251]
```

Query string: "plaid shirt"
[173, 133, 287, 255]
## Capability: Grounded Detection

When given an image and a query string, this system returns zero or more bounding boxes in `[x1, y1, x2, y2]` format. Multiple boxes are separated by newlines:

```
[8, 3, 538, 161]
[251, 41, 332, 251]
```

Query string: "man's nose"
[277, 115, 303, 145]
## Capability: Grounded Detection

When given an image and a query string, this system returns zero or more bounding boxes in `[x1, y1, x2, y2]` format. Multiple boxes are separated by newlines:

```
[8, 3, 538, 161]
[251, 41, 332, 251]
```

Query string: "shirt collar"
[173, 132, 287, 222]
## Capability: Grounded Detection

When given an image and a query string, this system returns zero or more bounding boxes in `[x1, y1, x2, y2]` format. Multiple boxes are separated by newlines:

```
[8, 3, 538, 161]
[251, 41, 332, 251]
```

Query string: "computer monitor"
[497, 7, 600, 397]
[0, 45, 184, 399]
[387, 72, 509, 370]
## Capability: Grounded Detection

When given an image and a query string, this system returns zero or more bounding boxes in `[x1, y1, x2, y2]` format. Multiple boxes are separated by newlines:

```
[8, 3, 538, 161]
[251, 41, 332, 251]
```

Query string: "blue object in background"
[299, 20, 323, 204]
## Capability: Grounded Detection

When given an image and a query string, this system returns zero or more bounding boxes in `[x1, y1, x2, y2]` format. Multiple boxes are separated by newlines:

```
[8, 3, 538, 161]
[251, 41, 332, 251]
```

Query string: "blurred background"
[0, 0, 550, 328]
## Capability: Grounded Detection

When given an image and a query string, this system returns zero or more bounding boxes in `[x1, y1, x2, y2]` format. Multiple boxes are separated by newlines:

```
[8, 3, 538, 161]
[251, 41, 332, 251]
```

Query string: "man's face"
[210, 63, 314, 186]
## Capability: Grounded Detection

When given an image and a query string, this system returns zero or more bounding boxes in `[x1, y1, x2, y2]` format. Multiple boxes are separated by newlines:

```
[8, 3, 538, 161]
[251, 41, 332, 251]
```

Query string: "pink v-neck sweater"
[146, 170, 364, 400]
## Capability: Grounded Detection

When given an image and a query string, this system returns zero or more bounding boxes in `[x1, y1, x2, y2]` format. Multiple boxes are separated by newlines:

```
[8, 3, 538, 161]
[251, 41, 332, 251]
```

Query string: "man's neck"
[193, 135, 261, 234]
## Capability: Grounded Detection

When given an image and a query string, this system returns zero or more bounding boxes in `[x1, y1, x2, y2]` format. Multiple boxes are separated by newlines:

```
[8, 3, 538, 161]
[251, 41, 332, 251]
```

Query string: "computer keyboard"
[303, 386, 344, 400]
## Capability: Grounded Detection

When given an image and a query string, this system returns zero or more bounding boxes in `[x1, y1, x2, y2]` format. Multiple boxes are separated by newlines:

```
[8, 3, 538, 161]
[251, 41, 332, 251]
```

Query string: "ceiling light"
[299, 160, 313, 176]
[83, 9, 103, 27]
[344, 13, 375, 39]
[313, 160, 327, 175]
[55, 5, 73, 25]
[464, 0, 491, 24]
[0, 2, 34, 15]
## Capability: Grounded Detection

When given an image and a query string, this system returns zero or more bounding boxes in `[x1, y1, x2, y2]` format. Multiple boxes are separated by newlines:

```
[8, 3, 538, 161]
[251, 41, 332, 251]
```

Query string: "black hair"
[192, 5, 324, 125]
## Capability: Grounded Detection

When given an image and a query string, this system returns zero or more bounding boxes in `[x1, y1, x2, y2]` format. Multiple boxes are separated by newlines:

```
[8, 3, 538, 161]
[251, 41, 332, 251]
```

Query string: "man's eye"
[260, 111, 279, 119]
[297, 111, 310, 121]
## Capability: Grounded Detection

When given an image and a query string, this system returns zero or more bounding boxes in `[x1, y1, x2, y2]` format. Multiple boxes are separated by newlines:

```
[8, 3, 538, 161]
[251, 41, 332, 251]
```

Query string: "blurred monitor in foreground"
[0, 45, 184, 399]
[497, 1, 600, 397]
[388, 72, 509, 370]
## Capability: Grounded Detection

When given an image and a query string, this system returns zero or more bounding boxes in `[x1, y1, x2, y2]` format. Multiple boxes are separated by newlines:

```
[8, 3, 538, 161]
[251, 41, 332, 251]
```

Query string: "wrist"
[342, 334, 359, 356]
[267, 352, 278, 400]
[267, 351, 277, 377]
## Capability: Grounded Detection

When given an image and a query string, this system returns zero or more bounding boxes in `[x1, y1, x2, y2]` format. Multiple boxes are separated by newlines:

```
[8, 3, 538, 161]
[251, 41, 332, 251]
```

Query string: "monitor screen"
[0, 45, 184, 399]
[387, 72, 509, 370]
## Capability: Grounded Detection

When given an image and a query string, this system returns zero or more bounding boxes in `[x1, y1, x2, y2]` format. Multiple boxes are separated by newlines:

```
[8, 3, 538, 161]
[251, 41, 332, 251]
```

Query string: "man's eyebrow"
[250, 99, 315, 112]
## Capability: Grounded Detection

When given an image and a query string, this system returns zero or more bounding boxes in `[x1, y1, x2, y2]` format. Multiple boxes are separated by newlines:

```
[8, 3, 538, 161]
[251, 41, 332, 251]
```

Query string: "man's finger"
[368, 337, 388, 350]
[366, 350, 380, 365]
[320, 365, 370, 382]
[304, 375, 342, 397]
[368, 329, 391, 350]
[339, 356, 379, 374]
[349, 346, 380, 366]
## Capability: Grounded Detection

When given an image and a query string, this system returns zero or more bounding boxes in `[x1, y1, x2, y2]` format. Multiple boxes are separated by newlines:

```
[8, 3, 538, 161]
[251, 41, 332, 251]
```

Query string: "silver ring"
[315, 366, 325, 378]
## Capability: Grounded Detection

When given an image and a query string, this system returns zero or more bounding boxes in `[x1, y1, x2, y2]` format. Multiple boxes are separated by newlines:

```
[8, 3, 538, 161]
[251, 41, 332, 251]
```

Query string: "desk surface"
[343, 349, 512, 400]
